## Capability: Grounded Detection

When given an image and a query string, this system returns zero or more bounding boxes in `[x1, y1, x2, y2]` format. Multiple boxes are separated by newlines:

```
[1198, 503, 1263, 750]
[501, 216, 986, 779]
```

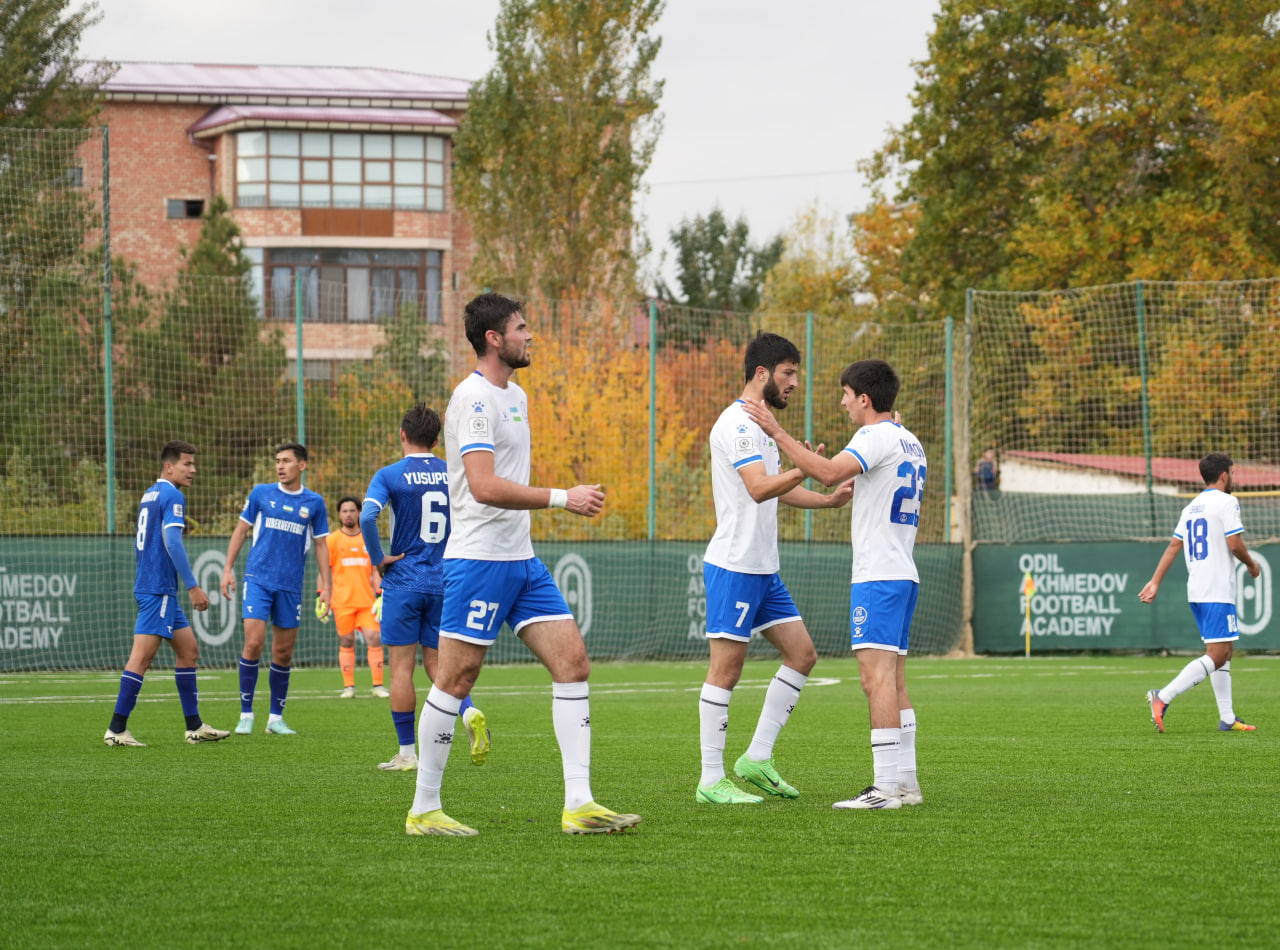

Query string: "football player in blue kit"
[105, 441, 230, 747]
[220, 443, 331, 736]
[361, 403, 489, 773]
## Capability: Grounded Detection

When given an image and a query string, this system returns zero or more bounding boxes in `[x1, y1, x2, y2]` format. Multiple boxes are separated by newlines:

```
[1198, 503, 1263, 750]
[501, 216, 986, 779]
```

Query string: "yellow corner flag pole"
[1021, 570, 1037, 658]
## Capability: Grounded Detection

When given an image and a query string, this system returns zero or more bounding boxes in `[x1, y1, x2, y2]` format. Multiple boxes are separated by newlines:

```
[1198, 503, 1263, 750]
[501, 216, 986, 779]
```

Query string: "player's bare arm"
[220, 519, 252, 598]
[1227, 534, 1261, 578]
[315, 535, 333, 615]
[737, 459, 809, 504]
[1138, 538, 1183, 603]
[463, 449, 604, 517]
[781, 477, 855, 510]
[742, 399, 861, 486]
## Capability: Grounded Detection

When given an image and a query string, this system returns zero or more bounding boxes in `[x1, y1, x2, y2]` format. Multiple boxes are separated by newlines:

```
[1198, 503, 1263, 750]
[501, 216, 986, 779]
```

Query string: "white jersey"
[704, 401, 781, 574]
[845, 420, 925, 583]
[1173, 488, 1245, 604]
[443, 370, 534, 561]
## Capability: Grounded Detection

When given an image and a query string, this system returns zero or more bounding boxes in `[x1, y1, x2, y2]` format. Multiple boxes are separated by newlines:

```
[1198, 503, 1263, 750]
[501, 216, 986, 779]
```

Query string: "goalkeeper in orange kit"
[320, 495, 388, 698]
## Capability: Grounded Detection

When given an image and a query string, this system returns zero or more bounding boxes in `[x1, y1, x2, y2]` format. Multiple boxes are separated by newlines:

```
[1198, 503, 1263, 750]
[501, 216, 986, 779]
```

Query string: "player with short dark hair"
[105, 441, 229, 746]
[405, 294, 639, 836]
[696, 332, 853, 805]
[361, 404, 489, 774]
[745, 358, 927, 809]
[325, 495, 386, 699]
[220, 443, 331, 736]
[1140, 452, 1260, 732]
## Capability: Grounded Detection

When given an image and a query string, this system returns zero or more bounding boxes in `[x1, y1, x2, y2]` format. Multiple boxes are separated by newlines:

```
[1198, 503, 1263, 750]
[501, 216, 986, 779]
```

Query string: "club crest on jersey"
[299, 506, 310, 519]
[469, 416, 490, 438]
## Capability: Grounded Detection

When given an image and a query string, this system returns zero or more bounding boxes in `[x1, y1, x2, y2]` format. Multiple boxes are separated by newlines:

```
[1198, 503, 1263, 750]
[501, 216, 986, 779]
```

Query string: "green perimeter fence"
[4, 128, 1280, 667]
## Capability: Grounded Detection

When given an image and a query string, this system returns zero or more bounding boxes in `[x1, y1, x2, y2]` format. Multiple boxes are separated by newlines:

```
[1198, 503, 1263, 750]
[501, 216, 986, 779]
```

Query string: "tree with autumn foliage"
[517, 297, 710, 541]
[454, 0, 664, 302]
[860, 1, 1280, 317]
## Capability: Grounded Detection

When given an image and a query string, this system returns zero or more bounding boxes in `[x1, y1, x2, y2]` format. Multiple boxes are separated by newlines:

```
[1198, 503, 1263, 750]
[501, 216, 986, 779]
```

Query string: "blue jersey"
[134, 479, 187, 595]
[363, 453, 449, 594]
[238, 483, 329, 594]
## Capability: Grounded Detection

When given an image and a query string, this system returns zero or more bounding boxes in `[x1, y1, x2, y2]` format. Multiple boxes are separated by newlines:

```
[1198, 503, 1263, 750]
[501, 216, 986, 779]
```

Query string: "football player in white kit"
[697, 332, 854, 805]
[405, 292, 640, 837]
[1139, 452, 1260, 733]
[745, 358, 925, 810]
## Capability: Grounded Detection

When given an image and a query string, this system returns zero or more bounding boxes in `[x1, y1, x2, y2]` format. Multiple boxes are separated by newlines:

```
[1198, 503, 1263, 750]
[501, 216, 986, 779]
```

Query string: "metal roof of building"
[1006, 451, 1280, 489]
[189, 104, 459, 137]
[103, 61, 470, 106]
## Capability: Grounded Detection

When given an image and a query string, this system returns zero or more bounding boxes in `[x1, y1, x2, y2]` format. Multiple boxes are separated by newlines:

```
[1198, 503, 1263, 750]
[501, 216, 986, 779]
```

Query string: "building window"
[263, 248, 444, 324]
[167, 198, 205, 219]
[236, 131, 446, 212]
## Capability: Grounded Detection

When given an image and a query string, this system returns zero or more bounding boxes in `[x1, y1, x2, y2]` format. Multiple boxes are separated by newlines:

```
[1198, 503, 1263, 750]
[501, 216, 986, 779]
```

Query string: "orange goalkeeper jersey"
[328, 530, 378, 610]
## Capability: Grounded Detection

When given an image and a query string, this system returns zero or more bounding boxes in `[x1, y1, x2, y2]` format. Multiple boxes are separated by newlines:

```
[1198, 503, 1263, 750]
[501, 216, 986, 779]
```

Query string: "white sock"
[1210, 661, 1234, 723]
[699, 683, 732, 786]
[411, 686, 460, 815]
[1159, 655, 1214, 704]
[399, 743, 416, 758]
[745, 665, 808, 762]
[552, 681, 593, 811]
[870, 727, 901, 796]
[267, 712, 282, 725]
[898, 708, 918, 791]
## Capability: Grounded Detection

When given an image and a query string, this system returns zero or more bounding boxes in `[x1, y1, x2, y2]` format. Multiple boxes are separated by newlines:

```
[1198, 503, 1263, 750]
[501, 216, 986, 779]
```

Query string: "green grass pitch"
[3, 655, 1279, 949]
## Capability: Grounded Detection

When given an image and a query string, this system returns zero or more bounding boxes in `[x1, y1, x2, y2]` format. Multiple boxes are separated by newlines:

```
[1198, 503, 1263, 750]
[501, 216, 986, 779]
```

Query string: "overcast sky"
[81, 0, 941, 291]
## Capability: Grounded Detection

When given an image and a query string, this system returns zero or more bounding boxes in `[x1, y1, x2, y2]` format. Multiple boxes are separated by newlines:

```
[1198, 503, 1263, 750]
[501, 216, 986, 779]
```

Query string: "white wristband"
[549, 488, 568, 509]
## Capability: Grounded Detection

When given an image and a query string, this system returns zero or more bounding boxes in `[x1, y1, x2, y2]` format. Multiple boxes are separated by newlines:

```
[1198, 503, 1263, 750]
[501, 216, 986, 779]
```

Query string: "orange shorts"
[334, 606, 379, 638]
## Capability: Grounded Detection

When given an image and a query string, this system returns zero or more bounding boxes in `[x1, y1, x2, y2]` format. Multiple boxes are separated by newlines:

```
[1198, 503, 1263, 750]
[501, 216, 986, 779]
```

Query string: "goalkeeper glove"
[372, 592, 383, 623]
[315, 594, 330, 623]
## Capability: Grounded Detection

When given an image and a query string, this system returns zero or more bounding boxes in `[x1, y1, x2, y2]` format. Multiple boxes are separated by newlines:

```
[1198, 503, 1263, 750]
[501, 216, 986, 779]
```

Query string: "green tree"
[1006, 1, 1280, 287]
[860, 0, 1103, 318]
[454, 0, 664, 301]
[372, 302, 450, 405]
[0, 0, 108, 510]
[655, 208, 782, 345]
[121, 195, 291, 521]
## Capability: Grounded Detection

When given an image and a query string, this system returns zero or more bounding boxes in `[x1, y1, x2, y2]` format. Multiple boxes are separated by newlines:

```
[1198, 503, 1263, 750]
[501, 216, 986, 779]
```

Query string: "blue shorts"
[440, 558, 573, 645]
[134, 592, 190, 639]
[703, 564, 800, 642]
[379, 588, 443, 648]
[1190, 602, 1239, 643]
[850, 580, 919, 654]
[242, 580, 302, 629]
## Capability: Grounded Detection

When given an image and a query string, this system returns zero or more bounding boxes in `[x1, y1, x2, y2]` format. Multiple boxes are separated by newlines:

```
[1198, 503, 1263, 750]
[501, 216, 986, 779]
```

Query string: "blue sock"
[392, 709, 416, 747]
[239, 657, 259, 714]
[460, 694, 474, 717]
[268, 663, 290, 717]
[174, 667, 199, 718]
[109, 670, 145, 732]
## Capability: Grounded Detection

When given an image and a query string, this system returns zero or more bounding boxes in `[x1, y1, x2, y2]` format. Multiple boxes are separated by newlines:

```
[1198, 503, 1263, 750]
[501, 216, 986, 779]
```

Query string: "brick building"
[88, 61, 476, 378]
